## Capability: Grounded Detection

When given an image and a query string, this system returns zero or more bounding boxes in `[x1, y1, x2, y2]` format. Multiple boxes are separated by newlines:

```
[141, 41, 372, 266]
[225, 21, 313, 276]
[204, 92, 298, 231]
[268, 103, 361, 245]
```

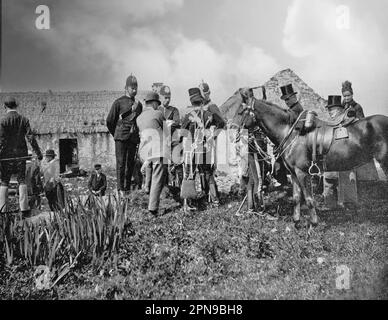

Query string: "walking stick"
[235, 194, 247, 216]
[0, 155, 34, 162]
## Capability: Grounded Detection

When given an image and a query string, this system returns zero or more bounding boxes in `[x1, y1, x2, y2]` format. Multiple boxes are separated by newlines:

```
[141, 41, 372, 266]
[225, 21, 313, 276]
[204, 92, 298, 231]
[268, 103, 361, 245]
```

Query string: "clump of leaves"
[0, 194, 132, 289]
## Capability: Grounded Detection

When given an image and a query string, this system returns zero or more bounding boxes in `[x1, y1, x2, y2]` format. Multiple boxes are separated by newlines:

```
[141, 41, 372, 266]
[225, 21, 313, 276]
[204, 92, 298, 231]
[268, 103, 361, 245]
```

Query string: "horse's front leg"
[294, 168, 318, 227]
[291, 174, 302, 228]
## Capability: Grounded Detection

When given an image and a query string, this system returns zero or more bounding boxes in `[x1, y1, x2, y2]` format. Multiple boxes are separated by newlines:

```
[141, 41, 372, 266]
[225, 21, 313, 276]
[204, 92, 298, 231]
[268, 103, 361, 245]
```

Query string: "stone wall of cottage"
[36, 132, 116, 172]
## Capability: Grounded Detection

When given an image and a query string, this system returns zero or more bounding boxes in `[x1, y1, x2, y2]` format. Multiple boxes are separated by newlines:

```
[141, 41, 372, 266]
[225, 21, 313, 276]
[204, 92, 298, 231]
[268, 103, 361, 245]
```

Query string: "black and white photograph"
[0, 0, 387, 306]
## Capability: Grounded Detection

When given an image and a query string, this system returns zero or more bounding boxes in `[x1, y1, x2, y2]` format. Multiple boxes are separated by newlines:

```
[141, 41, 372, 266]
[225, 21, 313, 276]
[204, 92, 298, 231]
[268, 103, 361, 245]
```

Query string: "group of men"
[106, 75, 226, 215]
[0, 75, 364, 218]
[106, 74, 365, 216]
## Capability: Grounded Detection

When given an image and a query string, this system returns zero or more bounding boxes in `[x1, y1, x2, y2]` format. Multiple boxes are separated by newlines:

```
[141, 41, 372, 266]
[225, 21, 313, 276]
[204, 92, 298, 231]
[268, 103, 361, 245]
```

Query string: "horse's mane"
[256, 99, 281, 108]
[255, 99, 289, 116]
[222, 91, 290, 127]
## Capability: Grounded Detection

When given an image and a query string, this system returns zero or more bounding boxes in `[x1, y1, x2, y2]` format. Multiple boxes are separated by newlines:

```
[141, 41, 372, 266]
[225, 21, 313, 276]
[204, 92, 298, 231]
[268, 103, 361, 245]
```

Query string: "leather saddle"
[322, 110, 358, 127]
[306, 111, 359, 170]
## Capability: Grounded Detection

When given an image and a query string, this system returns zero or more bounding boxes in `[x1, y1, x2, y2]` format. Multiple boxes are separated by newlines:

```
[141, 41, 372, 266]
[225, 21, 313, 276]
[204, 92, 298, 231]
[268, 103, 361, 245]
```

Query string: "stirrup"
[308, 161, 321, 176]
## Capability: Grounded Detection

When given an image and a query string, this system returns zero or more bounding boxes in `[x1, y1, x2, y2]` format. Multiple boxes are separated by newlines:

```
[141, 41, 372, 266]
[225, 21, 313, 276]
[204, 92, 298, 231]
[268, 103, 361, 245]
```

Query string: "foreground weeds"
[0, 183, 387, 300]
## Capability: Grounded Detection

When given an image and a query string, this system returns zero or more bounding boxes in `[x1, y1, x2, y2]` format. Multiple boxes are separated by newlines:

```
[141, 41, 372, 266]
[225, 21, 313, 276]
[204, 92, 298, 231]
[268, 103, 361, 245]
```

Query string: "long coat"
[288, 101, 304, 125]
[0, 110, 42, 158]
[136, 106, 169, 161]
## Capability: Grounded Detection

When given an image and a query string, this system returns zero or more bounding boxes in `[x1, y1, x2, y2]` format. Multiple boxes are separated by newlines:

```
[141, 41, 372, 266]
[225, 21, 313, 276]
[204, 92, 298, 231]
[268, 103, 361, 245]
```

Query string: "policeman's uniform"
[199, 81, 226, 128]
[181, 88, 224, 206]
[106, 74, 143, 194]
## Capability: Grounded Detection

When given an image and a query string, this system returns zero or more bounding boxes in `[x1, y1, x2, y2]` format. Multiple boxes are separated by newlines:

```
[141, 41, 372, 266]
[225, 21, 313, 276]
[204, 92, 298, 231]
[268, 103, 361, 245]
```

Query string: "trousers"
[148, 158, 168, 211]
[242, 153, 265, 210]
[0, 184, 29, 213]
[45, 182, 65, 211]
[115, 140, 138, 191]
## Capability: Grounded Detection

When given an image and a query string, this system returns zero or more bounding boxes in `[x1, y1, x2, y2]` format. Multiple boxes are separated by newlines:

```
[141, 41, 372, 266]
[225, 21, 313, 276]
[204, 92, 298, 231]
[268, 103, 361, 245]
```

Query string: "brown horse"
[221, 92, 388, 227]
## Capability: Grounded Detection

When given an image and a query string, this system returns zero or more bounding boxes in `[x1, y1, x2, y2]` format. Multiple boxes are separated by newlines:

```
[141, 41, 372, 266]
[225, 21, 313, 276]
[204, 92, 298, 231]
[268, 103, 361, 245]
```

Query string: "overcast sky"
[1, 0, 388, 115]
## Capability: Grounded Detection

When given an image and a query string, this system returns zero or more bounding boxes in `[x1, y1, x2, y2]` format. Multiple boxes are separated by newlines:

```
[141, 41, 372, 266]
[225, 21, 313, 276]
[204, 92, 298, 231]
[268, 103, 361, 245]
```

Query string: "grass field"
[0, 179, 387, 300]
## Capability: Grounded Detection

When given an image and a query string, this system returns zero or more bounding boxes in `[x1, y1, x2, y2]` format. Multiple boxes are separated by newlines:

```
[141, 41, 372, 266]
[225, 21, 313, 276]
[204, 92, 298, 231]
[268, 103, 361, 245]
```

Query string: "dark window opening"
[59, 139, 79, 173]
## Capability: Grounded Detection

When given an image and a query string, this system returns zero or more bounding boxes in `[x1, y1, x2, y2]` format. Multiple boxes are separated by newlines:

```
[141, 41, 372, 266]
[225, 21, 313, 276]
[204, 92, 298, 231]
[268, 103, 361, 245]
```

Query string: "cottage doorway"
[59, 139, 79, 173]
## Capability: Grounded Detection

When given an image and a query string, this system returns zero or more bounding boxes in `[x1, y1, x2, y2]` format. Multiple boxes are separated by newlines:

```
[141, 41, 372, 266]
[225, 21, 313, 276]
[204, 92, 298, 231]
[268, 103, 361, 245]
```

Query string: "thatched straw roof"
[0, 90, 146, 135]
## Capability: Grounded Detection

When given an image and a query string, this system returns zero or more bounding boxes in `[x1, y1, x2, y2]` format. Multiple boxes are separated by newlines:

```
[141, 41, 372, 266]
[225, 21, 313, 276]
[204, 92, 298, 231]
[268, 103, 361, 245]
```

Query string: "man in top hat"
[137, 91, 169, 216]
[326, 95, 345, 121]
[0, 96, 43, 217]
[106, 74, 143, 197]
[181, 87, 225, 210]
[279, 84, 304, 124]
[41, 149, 65, 211]
[342, 81, 365, 119]
[88, 164, 107, 197]
[321, 95, 358, 210]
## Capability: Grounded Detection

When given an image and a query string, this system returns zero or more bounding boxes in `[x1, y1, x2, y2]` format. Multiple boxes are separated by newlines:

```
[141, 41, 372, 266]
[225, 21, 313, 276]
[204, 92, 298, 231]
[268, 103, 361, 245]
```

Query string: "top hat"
[125, 74, 138, 88]
[188, 87, 204, 105]
[4, 96, 18, 108]
[326, 95, 344, 109]
[94, 164, 102, 169]
[45, 149, 56, 157]
[280, 84, 297, 100]
[159, 85, 171, 97]
[144, 91, 161, 105]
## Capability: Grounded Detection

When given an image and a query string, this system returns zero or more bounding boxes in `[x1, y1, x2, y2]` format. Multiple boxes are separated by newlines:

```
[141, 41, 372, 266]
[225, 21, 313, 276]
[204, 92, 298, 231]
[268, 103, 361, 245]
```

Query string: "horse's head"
[220, 88, 259, 130]
[219, 90, 244, 129]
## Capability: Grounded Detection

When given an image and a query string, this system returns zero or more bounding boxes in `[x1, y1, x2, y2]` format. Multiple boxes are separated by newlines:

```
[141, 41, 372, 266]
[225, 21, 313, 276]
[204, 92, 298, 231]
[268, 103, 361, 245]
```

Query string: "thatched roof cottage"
[0, 90, 145, 172]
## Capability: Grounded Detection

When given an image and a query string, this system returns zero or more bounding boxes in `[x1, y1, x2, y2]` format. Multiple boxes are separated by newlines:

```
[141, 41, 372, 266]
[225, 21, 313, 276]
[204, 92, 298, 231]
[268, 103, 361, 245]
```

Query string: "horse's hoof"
[294, 220, 302, 230]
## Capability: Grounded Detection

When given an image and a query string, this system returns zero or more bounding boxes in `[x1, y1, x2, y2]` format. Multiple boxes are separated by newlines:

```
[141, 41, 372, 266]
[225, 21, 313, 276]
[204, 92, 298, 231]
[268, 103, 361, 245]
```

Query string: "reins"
[273, 110, 307, 158]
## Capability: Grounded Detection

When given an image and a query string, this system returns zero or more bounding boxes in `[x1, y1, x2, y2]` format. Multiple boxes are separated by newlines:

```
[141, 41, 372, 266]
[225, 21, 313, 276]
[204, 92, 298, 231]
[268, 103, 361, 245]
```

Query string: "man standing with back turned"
[0, 97, 43, 217]
[137, 91, 169, 216]
[107, 74, 143, 198]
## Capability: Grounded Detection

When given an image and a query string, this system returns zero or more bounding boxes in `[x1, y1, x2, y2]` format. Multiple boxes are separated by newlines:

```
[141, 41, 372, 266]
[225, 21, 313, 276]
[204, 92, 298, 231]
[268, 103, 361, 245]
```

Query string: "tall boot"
[209, 183, 219, 206]
[0, 186, 8, 213]
[19, 184, 30, 216]
[247, 187, 255, 212]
